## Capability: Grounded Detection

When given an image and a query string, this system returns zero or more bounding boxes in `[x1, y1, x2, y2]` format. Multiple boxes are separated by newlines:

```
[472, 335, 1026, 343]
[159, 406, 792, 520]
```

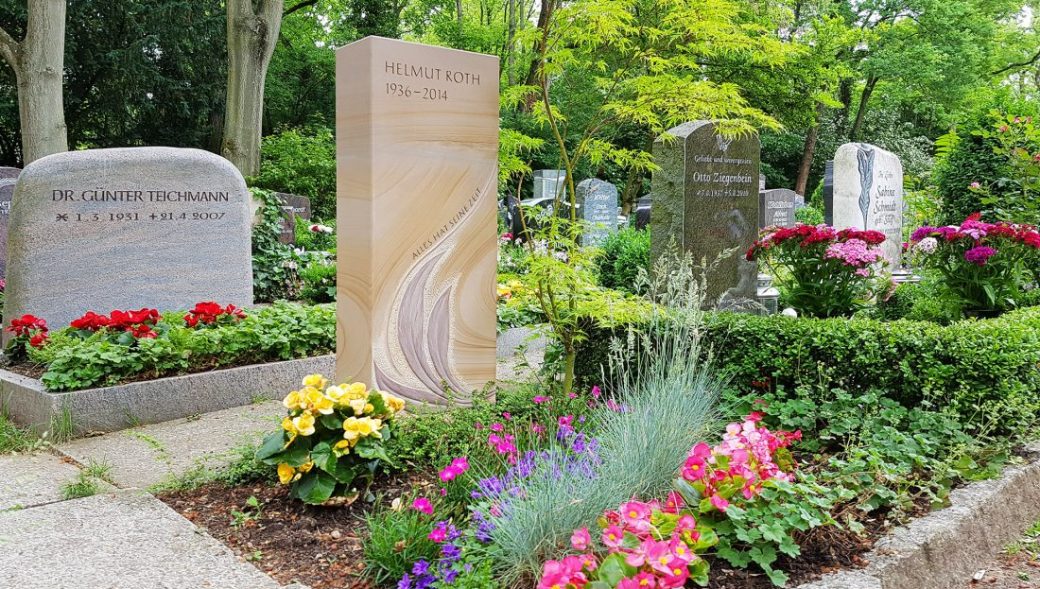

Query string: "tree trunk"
[520, 0, 553, 111]
[222, 0, 284, 178]
[0, 0, 69, 165]
[795, 104, 823, 195]
[455, 0, 463, 30]
[505, 0, 517, 86]
[850, 75, 878, 142]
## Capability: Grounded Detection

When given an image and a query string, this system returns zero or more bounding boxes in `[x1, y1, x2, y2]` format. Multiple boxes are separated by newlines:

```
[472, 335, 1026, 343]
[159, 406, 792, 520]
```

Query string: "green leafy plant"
[251, 126, 336, 219]
[596, 227, 650, 294]
[229, 495, 264, 528]
[363, 504, 442, 584]
[255, 374, 405, 505]
[251, 188, 300, 302]
[299, 254, 337, 304]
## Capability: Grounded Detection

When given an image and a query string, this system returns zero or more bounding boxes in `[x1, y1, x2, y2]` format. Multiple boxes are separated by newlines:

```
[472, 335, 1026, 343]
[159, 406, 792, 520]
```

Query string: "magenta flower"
[502, 412, 512, 421]
[709, 494, 730, 512]
[602, 524, 625, 549]
[533, 395, 549, 404]
[411, 497, 433, 515]
[490, 422, 504, 432]
[591, 386, 601, 399]
[964, 245, 997, 265]
[428, 522, 448, 543]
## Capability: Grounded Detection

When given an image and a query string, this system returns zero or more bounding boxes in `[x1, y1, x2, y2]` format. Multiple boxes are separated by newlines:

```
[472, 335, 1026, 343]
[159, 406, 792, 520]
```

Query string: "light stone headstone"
[533, 169, 566, 200]
[827, 143, 903, 264]
[650, 121, 760, 307]
[0, 166, 20, 278]
[577, 178, 619, 246]
[335, 36, 498, 405]
[3, 148, 252, 335]
[759, 188, 797, 230]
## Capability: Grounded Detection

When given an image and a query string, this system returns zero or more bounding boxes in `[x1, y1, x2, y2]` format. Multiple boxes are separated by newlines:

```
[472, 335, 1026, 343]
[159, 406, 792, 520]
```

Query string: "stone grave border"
[0, 355, 334, 437]
[797, 441, 1040, 589]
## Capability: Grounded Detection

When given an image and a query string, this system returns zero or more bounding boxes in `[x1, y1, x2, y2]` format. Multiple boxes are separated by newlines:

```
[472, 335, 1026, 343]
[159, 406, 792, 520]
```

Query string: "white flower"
[781, 308, 798, 318]
[915, 237, 938, 254]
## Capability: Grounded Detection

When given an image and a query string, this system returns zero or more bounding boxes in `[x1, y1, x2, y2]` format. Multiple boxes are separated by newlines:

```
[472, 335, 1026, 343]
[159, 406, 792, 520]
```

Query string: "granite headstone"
[0, 166, 19, 278]
[650, 121, 760, 307]
[276, 193, 312, 244]
[3, 148, 253, 334]
[828, 143, 904, 264]
[759, 188, 797, 230]
[635, 195, 652, 230]
[577, 178, 619, 246]
[822, 160, 834, 220]
[533, 169, 566, 200]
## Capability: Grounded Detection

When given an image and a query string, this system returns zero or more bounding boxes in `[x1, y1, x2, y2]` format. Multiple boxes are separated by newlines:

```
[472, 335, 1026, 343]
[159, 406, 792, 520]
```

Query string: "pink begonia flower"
[710, 494, 730, 512]
[602, 524, 625, 549]
[570, 527, 591, 550]
[411, 497, 433, 515]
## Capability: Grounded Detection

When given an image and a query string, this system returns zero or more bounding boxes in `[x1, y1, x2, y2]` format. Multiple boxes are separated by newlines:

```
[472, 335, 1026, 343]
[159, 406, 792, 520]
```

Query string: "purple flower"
[411, 560, 430, 576]
[397, 573, 411, 589]
[964, 245, 997, 265]
[441, 543, 461, 561]
[442, 569, 459, 584]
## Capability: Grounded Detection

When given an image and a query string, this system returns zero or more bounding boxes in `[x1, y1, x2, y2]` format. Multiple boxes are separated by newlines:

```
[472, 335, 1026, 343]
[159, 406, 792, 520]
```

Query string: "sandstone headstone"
[827, 143, 903, 264]
[336, 36, 497, 405]
[0, 166, 19, 278]
[533, 169, 566, 200]
[577, 178, 619, 246]
[3, 148, 252, 334]
[650, 121, 760, 307]
[759, 188, 797, 230]
[276, 193, 312, 244]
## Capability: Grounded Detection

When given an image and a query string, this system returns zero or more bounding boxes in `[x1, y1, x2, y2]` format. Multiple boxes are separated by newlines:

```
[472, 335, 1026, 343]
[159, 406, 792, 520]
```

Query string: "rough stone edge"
[796, 442, 1040, 589]
[0, 355, 334, 437]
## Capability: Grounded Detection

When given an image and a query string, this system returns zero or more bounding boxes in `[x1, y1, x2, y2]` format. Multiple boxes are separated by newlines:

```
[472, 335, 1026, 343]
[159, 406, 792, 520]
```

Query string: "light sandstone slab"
[0, 490, 284, 589]
[335, 37, 499, 405]
[3, 147, 252, 335]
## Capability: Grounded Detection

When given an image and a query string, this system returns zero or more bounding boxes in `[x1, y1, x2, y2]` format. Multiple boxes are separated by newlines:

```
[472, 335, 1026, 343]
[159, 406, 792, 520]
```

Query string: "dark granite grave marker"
[276, 193, 312, 244]
[635, 195, 651, 230]
[0, 166, 19, 278]
[650, 121, 760, 307]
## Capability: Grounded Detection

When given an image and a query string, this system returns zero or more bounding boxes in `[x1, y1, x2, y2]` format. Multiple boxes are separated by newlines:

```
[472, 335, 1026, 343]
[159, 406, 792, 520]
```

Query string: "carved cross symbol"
[56, 214, 69, 221]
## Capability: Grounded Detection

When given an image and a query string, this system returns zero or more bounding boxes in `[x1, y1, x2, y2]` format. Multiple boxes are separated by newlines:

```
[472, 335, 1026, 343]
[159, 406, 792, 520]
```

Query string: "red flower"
[184, 301, 247, 328]
[127, 324, 158, 339]
[7, 314, 48, 337]
[70, 311, 111, 331]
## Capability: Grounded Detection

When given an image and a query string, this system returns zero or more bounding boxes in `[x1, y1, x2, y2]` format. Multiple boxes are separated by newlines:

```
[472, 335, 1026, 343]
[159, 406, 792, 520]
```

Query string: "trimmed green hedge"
[575, 307, 1040, 432]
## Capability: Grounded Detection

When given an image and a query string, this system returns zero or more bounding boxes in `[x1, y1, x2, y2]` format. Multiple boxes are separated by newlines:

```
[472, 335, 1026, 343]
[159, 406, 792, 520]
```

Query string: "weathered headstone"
[635, 195, 652, 230]
[0, 166, 20, 278]
[3, 148, 252, 334]
[577, 178, 619, 246]
[759, 188, 797, 230]
[822, 160, 834, 219]
[759, 174, 766, 191]
[827, 143, 904, 264]
[276, 193, 312, 244]
[533, 169, 566, 200]
[336, 36, 498, 405]
[650, 121, 760, 307]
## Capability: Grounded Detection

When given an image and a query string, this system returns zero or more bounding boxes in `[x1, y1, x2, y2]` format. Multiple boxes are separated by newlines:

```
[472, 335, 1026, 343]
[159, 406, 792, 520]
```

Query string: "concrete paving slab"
[56, 400, 283, 490]
[0, 489, 284, 589]
[0, 453, 84, 511]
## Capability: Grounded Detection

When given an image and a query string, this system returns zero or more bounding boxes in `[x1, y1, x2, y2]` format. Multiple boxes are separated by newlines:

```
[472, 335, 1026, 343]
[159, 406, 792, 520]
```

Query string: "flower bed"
[3, 301, 335, 392]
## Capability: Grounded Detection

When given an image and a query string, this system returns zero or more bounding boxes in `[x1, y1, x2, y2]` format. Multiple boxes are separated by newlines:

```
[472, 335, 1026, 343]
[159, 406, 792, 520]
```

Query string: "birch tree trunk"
[222, 0, 284, 178]
[0, 0, 69, 165]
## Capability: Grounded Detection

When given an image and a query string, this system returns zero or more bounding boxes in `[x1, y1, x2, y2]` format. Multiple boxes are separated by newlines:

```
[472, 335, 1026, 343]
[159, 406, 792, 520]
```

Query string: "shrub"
[252, 188, 300, 302]
[255, 374, 405, 504]
[574, 308, 1040, 434]
[29, 302, 335, 391]
[907, 214, 1040, 315]
[794, 204, 824, 225]
[872, 279, 961, 324]
[596, 227, 650, 293]
[299, 254, 337, 304]
[252, 126, 336, 219]
[748, 224, 888, 317]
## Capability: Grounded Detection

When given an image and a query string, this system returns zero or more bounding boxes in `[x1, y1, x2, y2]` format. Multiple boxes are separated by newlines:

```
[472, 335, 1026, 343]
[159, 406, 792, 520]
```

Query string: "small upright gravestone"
[635, 195, 652, 230]
[759, 188, 797, 230]
[3, 148, 253, 334]
[335, 36, 498, 405]
[576, 178, 619, 246]
[533, 169, 566, 200]
[275, 193, 312, 244]
[0, 166, 20, 278]
[650, 121, 760, 307]
[827, 143, 904, 264]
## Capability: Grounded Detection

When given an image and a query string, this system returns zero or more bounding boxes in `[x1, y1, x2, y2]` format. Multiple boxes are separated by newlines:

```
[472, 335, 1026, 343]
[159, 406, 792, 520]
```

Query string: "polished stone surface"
[577, 178, 619, 246]
[650, 121, 760, 307]
[827, 142, 904, 264]
[759, 188, 798, 230]
[3, 147, 252, 333]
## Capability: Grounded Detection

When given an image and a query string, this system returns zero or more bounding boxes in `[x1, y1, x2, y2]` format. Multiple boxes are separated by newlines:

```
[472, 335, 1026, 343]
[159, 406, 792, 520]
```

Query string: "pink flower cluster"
[540, 494, 702, 589]
[438, 456, 470, 482]
[825, 238, 884, 274]
[681, 413, 800, 512]
[487, 431, 518, 464]
[910, 213, 1040, 266]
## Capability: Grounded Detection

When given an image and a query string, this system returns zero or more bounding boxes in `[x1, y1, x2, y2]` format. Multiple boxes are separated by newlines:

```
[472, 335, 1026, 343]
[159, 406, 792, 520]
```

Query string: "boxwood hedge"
[574, 307, 1040, 432]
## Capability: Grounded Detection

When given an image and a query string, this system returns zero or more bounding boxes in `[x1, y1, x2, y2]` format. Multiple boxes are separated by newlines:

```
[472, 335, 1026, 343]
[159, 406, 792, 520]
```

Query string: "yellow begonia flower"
[381, 392, 406, 413]
[349, 398, 374, 416]
[299, 461, 314, 474]
[293, 413, 316, 436]
[302, 374, 328, 390]
[343, 416, 383, 441]
[304, 387, 335, 415]
[334, 439, 352, 455]
[345, 382, 368, 401]
[283, 390, 305, 411]
[278, 463, 296, 484]
[325, 385, 346, 404]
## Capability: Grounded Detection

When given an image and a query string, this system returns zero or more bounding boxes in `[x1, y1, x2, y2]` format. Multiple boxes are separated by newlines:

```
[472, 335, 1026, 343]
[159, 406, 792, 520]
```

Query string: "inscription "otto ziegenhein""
[52, 189, 230, 202]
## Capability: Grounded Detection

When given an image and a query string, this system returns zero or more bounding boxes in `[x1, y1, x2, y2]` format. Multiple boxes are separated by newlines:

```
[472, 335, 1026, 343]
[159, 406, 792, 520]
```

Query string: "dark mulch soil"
[159, 471, 436, 589]
[4, 362, 46, 380]
[160, 473, 930, 589]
